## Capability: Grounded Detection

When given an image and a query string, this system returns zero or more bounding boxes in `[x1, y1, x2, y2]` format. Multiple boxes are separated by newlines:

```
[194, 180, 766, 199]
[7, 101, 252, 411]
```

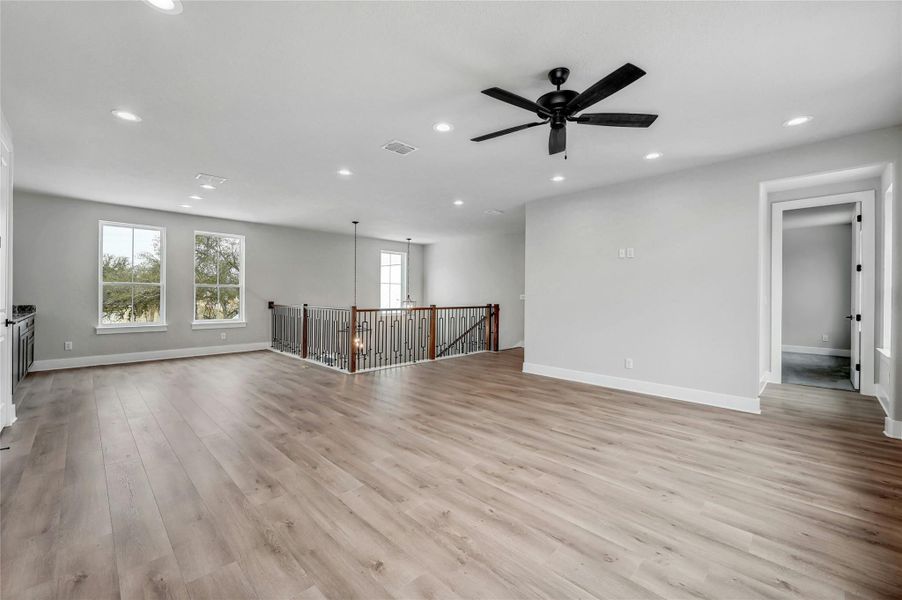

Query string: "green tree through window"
[194, 232, 243, 320]
[100, 223, 164, 325]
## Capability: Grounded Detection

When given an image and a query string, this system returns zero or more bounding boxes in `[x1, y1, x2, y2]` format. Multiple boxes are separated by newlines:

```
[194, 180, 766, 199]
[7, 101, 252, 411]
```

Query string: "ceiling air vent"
[382, 140, 418, 155]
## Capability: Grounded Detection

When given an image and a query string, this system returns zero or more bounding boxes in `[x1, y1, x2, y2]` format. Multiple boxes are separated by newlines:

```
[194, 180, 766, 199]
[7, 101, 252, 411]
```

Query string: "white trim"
[193, 230, 245, 322]
[31, 342, 269, 371]
[96, 323, 168, 334]
[759, 371, 771, 395]
[522, 362, 761, 414]
[877, 347, 892, 359]
[98, 220, 166, 327]
[770, 191, 877, 395]
[192, 320, 247, 330]
[781, 345, 851, 357]
[885, 416, 902, 440]
[876, 383, 891, 417]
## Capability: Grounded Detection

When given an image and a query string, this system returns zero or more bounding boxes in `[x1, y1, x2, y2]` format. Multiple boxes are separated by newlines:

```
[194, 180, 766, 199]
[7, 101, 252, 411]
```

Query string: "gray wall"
[525, 125, 901, 417]
[783, 224, 852, 350]
[14, 191, 423, 362]
[424, 230, 524, 350]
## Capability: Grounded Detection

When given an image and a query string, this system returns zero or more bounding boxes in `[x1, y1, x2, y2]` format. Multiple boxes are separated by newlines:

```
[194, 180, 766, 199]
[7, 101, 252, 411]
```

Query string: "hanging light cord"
[352, 220, 359, 306]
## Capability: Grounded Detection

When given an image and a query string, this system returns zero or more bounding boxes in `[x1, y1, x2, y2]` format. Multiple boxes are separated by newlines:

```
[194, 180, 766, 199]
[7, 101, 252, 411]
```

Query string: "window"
[882, 184, 893, 354]
[380, 251, 406, 308]
[194, 231, 245, 325]
[98, 221, 165, 329]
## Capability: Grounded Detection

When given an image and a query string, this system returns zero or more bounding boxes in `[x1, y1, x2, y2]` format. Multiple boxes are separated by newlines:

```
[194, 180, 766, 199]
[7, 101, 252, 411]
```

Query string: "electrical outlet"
[64, 341, 73, 351]
[624, 358, 634, 369]
[220, 332, 227, 341]
[822, 334, 829, 342]
[618, 248, 626, 258]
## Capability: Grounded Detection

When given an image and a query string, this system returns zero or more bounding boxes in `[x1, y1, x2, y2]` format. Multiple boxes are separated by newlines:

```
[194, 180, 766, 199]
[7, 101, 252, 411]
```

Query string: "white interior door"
[0, 133, 12, 428]
[849, 202, 862, 390]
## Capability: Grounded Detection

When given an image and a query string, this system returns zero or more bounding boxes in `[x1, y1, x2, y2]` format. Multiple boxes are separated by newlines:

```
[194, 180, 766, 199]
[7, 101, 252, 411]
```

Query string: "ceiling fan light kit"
[472, 63, 658, 155]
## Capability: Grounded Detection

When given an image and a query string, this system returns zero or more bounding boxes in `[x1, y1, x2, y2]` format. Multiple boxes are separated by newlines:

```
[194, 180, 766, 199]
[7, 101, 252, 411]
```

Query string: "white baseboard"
[759, 371, 771, 395]
[885, 416, 902, 440]
[875, 383, 891, 417]
[31, 342, 271, 372]
[782, 345, 851, 357]
[0, 400, 16, 430]
[522, 362, 761, 414]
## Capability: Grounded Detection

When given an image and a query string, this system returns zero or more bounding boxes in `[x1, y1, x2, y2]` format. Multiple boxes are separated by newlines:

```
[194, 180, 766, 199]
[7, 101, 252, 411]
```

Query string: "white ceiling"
[2, 1, 900, 243]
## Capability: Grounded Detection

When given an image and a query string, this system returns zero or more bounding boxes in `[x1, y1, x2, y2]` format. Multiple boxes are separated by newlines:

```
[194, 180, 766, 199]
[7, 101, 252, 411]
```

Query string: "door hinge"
[856, 214, 862, 223]
[856, 264, 862, 272]
[855, 363, 861, 372]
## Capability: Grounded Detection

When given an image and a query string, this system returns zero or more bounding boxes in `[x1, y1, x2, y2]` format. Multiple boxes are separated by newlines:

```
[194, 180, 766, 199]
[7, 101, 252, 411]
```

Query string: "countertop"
[10, 305, 35, 323]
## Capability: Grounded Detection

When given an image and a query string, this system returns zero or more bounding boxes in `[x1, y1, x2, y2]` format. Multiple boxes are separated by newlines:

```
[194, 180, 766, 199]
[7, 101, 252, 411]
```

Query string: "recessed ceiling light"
[337, 168, 352, 176]
[142, 0, 183, 14]
[433, 122, 454, 133]
[178, 204, 192, 208]
[550, 175, 565, 182]
[111, 109, 142, 122]
[485, 209, 504, 215]
[783, 115, 813, 127]
[189, 195, 203, 200]
[200, 184, 216, 190]
[453, 199, 464, 206]
[644, 152, 663, 160]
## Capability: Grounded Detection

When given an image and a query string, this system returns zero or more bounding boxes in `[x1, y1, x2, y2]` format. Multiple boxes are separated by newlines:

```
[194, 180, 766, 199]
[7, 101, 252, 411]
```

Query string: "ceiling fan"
[471, 63, 658, 156]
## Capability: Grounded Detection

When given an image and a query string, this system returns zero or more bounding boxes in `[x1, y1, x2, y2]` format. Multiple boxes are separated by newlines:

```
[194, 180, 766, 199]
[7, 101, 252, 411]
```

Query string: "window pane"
[102, 225, 133, 282]
[219, 286, 240, 320]
[195, 286, 219, 320]
[102, 284, 132, 324]
[389, 284, 401, 308]
[133, 284, 161, 323]
[133, 228, 161, 283]
[381, 252, 391, 267]
[390, 264, 401, 284]
[195, 234, 218, 284]
[218, 236, 241, 285]
[391, 253, 402, 266]
[380, 284, 390, 308]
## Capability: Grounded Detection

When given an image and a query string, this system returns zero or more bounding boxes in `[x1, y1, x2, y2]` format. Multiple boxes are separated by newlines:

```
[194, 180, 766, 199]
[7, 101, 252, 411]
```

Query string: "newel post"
[349, 306, 358, 373]
[428, 304, 437, 360]
[492, 303, 500, 351]
[485, 304, 492, 351]
[301, 304, 308, 359]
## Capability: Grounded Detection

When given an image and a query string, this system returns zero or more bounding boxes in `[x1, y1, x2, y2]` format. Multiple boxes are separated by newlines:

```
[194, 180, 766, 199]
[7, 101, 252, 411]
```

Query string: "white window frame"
[192, 230, 246, 329]
[96, 220, 167, 334]
[380, 250, 407, 309]
[880, 184, 893, 356]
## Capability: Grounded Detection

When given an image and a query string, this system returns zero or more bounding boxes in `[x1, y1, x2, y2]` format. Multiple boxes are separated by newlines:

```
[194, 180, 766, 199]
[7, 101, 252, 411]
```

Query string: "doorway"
[771, 191, 876, 395]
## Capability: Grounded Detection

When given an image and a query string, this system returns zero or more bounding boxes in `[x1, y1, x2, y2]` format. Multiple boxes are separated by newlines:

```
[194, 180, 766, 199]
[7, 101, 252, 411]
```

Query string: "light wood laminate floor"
[2, 349, 901, 599]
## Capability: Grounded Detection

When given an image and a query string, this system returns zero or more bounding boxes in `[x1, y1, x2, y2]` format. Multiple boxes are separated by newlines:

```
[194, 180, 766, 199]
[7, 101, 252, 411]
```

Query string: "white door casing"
[0, 114, 13, 429]
[771, 190, 877, 396]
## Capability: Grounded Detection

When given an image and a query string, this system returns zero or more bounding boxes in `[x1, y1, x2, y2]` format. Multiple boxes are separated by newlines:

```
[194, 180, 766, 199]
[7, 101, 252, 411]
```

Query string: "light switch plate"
[618, 248, 626, 258]
[626, 247, 635, 258]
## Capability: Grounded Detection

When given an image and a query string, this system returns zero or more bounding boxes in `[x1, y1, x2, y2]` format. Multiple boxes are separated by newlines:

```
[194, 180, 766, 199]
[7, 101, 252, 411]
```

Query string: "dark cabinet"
[11, 314, 34, 397]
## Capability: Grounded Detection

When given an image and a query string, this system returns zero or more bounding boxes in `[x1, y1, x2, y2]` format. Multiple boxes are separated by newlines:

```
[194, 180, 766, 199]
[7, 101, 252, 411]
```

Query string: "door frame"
[770, 190, 876, 395]
[0, 113, 13, 429]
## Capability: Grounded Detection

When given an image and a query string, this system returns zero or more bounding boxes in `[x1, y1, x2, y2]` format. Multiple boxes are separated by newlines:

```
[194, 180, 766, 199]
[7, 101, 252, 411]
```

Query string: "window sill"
[96, 324, 168, 335]
[192, 320, 247, 330]
[877, 347, 892, 359]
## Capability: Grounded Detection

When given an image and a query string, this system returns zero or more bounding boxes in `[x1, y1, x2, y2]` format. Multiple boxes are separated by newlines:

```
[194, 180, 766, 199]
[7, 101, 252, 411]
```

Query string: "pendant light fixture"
[401, 237, 416, 310]
[351, 220, 363, 350]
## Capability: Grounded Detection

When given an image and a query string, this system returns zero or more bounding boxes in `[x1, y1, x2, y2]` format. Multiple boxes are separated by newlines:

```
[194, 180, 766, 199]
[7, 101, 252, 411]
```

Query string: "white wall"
[525, 125, 901, 416]
[424, 231, 524, 350]
[13, 191, 423, 364]
[782, 223, 852, 350]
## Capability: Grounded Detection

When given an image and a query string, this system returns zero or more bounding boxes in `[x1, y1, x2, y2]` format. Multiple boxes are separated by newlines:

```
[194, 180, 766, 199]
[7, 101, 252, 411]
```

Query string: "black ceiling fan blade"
[576, 113, 658, 127]
[471, 121, 547, 142]
[565, 63, 647, 114]
[481, 87, 553, 118]
[548, 126, 566, 155]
